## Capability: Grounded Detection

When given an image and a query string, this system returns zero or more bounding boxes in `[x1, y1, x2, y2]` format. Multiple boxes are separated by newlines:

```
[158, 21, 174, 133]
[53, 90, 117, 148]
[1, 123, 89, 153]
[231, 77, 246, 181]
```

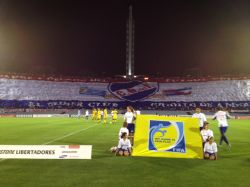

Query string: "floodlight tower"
[126, 5, 135, 79]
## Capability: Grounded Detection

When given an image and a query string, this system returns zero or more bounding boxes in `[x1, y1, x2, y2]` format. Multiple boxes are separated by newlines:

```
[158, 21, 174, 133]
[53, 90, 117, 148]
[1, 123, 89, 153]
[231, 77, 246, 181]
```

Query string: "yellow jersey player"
[103, 108, 108, 124]
[112, 109, 118, 124]
[97, 108, 101, 122]
[92, 108, 97, 120]
[110, 109, 114, 123]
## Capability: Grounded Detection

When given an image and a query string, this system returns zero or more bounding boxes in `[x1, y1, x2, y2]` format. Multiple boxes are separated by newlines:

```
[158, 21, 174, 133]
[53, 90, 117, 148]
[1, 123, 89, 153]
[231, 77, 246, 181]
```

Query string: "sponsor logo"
[16, 114, 33, 118]
[148, 120, 186, 153]
[51, 114, 70, 118]
[0, 114, 16, 118]
[108, 81, 159, 102]
[69, 156, 80, 158]
[69, 145, 80, 149]
[62, 151, 77, 153]
[59, 155, 68, 158]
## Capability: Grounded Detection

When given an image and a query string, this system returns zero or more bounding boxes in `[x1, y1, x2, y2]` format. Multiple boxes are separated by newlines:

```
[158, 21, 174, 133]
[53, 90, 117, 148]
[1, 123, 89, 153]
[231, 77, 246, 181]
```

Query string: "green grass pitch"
[0, 117, 250, 187]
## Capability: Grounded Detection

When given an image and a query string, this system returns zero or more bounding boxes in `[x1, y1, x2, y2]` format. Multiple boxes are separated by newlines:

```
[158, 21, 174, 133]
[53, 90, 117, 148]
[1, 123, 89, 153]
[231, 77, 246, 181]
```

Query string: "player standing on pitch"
[111, 108, 118, 124]
[103, 108, 108, 124]
[85, 109, 89, 120]
[77, 108, 82, 119]
[97, 108, 101, 123]
[92, 108, 97, 120]
[124, 106, 136, 145]
[192, 108, 207, 131]
[213, 107, 232, 149]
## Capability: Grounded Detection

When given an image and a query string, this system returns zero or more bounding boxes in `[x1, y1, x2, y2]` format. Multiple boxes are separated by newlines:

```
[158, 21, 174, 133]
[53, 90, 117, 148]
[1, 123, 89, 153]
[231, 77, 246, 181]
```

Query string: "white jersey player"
[204, 136, 218, 160]
[136, 110, 141, 115]
[85, 110, 89, 119]
[116, 132, 131, 156]
[118, 122, 129, 140]
[192, 108, 207, 131]
[200, 122, 214, 146]
[213, 107, 231, 148]
[77, 109, 82, 119]
[124, 106, 136, 146]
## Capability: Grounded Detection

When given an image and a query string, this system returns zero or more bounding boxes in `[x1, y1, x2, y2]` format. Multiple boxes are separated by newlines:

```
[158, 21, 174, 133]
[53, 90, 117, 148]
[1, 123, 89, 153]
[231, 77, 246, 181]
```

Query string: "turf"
[0, 117, 250, 187]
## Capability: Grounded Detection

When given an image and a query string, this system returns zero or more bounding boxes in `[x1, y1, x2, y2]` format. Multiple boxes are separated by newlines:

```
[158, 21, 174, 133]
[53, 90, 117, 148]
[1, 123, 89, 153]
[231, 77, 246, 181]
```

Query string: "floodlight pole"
[126, 5, 135, 79]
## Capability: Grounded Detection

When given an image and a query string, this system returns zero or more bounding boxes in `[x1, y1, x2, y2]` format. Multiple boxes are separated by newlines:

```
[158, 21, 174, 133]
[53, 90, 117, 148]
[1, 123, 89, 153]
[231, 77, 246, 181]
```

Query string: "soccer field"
[0, 117, 250, 187]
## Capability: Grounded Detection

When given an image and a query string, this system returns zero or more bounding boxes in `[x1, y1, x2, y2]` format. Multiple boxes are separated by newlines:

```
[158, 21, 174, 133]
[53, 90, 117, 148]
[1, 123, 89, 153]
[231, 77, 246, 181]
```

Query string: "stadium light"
[144, 77, 149, 80]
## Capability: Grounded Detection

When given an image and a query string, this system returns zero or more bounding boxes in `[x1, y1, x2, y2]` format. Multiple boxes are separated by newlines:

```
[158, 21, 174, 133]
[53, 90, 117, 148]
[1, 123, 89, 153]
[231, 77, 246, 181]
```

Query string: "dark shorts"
[220, 127, 228, 134]
[118, 148, 130, 154]
[127, 123, 135, 133]
[204, 152, 216, 157]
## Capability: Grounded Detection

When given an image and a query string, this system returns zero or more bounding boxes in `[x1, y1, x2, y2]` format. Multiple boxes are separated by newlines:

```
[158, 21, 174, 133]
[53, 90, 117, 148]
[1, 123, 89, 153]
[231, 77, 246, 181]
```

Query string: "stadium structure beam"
[126, 5, 135, 79]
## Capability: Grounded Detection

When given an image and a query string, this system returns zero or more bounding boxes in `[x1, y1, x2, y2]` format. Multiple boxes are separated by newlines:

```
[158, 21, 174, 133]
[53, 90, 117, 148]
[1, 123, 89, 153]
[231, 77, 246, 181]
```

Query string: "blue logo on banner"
[148, 120, 186, 153]
[108, 81, 159, 102]
[79, 87, 107, 97]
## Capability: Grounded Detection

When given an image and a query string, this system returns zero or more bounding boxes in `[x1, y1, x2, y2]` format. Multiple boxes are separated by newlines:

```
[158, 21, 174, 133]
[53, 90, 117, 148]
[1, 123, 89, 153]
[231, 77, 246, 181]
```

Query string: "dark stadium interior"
[0, 0, 250, 76]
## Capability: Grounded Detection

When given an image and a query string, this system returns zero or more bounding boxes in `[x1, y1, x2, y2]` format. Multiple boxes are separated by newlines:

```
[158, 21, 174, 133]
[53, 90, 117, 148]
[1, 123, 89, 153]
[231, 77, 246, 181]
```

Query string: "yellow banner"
[132, 115, 203, 159]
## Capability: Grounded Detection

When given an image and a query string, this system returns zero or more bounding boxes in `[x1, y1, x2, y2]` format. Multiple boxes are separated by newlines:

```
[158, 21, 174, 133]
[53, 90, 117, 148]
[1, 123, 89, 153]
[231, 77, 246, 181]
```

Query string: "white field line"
[0, 123, 99, 162]
[42, 123, 99, 145]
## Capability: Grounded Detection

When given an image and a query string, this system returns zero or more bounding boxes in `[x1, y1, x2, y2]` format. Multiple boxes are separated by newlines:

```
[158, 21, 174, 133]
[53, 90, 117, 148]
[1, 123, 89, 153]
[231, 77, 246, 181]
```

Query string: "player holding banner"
[192, 108, 207, 131]
[200, 122, 214, 147]
[124, 106, 136, 145]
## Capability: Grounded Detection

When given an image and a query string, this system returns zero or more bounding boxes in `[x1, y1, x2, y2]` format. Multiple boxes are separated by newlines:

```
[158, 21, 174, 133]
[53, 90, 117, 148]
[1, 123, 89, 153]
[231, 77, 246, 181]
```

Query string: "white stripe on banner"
[0, 123, 99, 161]
[0, 145, 92, 159]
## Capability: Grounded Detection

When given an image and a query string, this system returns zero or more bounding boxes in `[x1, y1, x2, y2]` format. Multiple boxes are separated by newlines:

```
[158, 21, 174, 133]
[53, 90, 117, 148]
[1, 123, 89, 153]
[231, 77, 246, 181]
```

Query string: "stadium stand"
[0, 73, 249, 114]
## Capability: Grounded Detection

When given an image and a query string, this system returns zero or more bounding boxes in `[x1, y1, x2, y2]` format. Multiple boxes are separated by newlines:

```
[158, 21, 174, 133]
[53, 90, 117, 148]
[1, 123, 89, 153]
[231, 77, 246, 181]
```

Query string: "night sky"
[0, 0, 250, 76]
